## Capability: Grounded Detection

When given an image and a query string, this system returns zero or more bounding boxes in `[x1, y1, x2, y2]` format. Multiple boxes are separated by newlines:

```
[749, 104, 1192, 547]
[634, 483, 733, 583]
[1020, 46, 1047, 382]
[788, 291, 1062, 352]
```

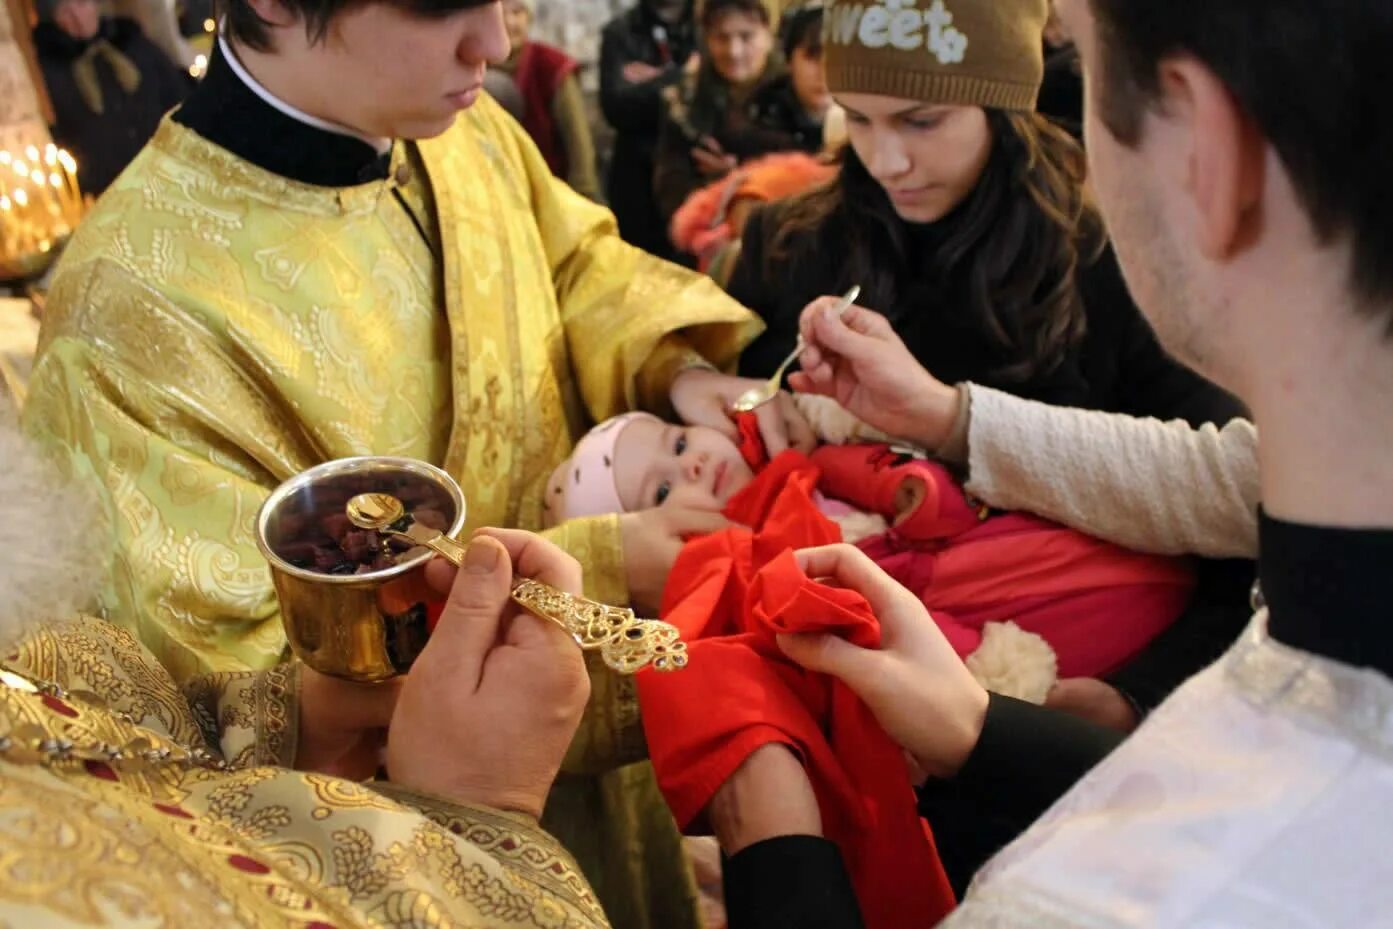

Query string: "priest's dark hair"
[218, 0, 495, 52]
[1088, 0, 1393, 331]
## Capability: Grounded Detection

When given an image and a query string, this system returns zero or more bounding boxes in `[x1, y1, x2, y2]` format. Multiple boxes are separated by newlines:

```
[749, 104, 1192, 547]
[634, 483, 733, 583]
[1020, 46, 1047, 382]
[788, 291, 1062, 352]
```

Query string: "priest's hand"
[386, 530, 590, 819]
[776, 545, 989, 780]
[621, 504, 731, 616]
[671, 367, 816, 456]
[296, 668, 402, 781]
[789, 297, 962, 452]
[707, 743, 823, 855]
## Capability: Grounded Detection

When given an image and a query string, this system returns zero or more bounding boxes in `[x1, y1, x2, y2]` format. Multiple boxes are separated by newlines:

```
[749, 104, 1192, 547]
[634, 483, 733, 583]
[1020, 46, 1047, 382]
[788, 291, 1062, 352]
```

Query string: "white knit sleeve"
[962, 384, 1259, 558]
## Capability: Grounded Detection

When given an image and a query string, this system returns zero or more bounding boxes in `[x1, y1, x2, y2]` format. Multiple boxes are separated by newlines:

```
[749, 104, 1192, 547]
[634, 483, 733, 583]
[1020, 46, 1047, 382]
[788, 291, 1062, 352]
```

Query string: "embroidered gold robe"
[0, 616, 612, 929]
[22, 98, 761, 929]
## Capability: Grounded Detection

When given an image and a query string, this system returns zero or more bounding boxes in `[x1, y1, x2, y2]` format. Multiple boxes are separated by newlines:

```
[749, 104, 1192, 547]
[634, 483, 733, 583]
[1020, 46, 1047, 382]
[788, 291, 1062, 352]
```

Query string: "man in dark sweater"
[33, 0, 189, 195]
[708, 0, 1393, 925]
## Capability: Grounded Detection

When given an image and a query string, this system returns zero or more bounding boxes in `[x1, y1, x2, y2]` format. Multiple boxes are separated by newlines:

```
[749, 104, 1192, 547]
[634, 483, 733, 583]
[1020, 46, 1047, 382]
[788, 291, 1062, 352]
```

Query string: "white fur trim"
[828, 508, 889, 544]
[0, 401, 107, 648]
[964, 621, 1058, 704]
[793, 394, 893, 446]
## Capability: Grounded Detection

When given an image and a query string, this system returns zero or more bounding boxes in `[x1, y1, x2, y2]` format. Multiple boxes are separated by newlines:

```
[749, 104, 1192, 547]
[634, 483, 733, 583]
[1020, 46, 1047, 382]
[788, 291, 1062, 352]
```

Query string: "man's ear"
[1157, 54, 1266, 259]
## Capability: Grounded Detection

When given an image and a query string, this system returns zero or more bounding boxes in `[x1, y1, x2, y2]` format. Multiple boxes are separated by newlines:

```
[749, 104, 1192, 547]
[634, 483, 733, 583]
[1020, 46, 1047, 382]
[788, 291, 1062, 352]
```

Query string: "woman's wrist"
[911, 381, 968, 456]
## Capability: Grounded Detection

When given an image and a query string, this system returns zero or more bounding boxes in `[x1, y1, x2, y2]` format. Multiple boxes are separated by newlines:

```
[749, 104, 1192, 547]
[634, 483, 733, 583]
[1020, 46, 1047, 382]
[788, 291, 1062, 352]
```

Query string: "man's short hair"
[780, 1, 823, 61]
[1089, 0, 1393, 324]
[218, 0, 493, 52]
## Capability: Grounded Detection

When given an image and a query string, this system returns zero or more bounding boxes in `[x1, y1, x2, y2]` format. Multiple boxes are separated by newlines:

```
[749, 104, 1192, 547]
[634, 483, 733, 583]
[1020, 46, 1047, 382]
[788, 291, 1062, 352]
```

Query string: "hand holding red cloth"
[639, 451, 955, 928]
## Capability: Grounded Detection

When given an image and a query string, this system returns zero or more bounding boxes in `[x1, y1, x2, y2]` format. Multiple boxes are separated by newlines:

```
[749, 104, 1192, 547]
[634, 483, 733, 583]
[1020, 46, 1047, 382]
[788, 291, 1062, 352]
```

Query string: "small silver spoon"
[730, 284, 860, 414]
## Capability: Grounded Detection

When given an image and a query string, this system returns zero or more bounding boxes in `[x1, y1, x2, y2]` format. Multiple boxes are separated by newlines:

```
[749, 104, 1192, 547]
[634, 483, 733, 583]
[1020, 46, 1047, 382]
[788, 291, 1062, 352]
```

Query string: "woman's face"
[705, 11, 772, 85]
[839, 93, 994, 224]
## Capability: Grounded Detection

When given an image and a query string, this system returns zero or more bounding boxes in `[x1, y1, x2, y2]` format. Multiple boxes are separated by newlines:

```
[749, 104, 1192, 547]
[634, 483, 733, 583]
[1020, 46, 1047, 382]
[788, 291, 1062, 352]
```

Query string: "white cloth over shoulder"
[947, 613, 1393, 928]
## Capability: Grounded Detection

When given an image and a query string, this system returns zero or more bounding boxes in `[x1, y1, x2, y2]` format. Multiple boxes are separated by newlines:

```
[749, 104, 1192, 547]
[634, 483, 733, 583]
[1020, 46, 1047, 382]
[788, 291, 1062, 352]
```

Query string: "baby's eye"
[674, 434, 688, 455]
[655, 482, 671, 506]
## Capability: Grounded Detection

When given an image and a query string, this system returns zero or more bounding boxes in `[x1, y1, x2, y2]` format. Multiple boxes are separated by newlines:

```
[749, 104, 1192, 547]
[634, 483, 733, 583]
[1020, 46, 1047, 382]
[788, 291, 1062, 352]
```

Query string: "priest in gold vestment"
[19, 1, 782, 925]
[0, 404, 613, 927]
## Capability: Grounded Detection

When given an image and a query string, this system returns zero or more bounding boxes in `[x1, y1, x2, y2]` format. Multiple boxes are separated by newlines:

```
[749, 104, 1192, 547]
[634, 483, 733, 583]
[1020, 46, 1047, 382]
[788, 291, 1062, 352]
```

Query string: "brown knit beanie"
[823, 0, 1049, 111]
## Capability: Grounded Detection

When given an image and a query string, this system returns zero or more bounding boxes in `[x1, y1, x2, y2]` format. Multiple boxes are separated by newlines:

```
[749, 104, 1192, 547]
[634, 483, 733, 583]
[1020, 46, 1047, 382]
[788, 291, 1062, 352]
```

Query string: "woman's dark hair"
[218, 0, 493, 52]
[768, 110, 1102, 385]
[699, 0, 769, 30]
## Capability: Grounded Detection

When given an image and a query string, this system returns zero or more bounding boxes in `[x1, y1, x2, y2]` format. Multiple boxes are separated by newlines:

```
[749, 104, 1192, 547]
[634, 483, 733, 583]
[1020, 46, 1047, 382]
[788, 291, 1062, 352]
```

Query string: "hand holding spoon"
[346, 493, 688, 675]
[730, 285, 860, 414]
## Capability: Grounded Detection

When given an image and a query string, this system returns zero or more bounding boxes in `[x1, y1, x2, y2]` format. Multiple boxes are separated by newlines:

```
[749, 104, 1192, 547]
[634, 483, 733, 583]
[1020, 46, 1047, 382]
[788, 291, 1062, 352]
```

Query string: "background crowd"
[1, 1, 1390, 928]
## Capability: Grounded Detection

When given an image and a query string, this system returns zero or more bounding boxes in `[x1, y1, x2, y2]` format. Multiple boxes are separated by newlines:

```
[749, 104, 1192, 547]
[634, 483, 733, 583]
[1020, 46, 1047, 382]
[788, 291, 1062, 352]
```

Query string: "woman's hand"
[385, 530, 591, 818]
[777, 544, 990, 779]
[789, 298, 962, 451]
[671, 367, 816, 455]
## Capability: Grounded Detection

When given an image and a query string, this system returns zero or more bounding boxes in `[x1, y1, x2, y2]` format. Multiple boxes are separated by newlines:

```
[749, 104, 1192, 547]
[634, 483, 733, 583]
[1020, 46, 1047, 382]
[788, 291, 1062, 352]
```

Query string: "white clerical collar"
[218, 33, 392, 156]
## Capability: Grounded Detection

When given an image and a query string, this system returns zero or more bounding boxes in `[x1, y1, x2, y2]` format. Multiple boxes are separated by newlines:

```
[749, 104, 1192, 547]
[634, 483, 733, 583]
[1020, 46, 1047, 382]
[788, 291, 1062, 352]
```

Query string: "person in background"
[746, 0, 830, 155]
[652, 0, 785, 227]
[600, 0, 697, 259]
[495, 0, 601, 200]
[33, 0, 189, 195]
[1037, 1, 1083, 139]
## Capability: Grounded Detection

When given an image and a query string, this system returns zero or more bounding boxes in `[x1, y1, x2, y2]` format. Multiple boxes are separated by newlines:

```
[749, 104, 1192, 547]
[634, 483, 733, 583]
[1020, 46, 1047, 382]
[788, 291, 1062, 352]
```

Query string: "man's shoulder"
[963, 618, 1393, 926]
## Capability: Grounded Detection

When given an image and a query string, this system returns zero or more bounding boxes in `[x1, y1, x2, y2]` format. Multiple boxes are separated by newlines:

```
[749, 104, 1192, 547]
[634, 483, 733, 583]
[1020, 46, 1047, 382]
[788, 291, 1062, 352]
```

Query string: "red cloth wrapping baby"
[639, 451, 957, 929]
[639, 439, 1194, 926]
[810, 443, 1194, 678]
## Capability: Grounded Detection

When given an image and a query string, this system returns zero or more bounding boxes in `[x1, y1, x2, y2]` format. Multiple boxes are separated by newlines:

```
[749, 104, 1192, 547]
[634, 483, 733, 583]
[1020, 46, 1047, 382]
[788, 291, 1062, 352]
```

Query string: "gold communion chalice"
[345, 493, 689, 675]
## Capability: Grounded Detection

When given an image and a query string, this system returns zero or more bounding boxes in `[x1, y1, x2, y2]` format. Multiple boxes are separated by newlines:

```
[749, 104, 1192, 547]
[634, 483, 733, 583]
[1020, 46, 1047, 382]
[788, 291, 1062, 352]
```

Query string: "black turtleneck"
[1262, 512, 1393, 675]
[173, 43, 390, 187]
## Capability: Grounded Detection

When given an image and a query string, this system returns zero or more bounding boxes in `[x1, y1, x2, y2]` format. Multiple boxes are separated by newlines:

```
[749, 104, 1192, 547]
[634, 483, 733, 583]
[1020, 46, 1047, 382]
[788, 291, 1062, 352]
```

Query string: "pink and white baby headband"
[547, 412, 662, 522]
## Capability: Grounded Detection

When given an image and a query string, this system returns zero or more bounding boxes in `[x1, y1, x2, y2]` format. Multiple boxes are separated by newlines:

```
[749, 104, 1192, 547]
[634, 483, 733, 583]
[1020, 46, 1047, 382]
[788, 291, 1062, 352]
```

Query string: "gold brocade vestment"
[0, 616, 612, 929]
[23, 99, 761, 929]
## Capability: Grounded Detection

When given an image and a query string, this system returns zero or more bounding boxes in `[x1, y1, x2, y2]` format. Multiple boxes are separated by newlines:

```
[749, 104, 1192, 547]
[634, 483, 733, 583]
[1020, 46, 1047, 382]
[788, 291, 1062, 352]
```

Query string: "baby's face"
[613, 419, 754, 513]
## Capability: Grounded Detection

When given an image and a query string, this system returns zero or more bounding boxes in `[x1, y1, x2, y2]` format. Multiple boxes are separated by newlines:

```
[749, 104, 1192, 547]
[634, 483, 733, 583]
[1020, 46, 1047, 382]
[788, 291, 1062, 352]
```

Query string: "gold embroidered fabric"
[24, 101, 758, 680]
[0, 615, 612, 929]
[21, 97, 760, 929]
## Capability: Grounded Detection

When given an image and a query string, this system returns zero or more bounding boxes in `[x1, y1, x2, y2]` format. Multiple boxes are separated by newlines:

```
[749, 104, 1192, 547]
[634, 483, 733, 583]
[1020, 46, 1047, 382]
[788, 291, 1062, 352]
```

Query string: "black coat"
[34, 17, 190, 196]
[729, 198, 1246, 428]
[599, 2, 697, 259]
[651, 63, 799, 227]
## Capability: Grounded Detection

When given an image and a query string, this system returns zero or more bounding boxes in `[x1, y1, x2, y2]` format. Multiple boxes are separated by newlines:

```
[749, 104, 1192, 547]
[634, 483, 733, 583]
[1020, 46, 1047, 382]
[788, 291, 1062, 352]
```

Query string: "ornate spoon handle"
[399, 523, 688, 675]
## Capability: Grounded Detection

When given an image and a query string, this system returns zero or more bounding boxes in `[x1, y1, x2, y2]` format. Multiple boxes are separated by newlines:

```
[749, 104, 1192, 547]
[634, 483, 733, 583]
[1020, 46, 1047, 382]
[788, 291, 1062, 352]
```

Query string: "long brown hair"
[769, 110, 1104, 385]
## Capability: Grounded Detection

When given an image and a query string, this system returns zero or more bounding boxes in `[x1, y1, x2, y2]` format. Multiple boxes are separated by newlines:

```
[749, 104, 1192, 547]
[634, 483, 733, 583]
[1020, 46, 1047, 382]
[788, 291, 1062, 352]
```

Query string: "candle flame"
[0, 151, 11, 165]
[0, 196, 10, 211]
[24, 146, 39, 162]
[49, 172, 62, 188]
[14, 189, 28, 207]
[12, 161, 27, 176]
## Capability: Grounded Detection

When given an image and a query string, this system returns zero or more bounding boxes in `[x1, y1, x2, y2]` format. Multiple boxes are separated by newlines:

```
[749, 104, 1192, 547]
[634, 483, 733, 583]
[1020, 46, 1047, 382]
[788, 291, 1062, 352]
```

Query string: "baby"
[545, 396, 895, 540]
[546, 399, 1195, 702]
